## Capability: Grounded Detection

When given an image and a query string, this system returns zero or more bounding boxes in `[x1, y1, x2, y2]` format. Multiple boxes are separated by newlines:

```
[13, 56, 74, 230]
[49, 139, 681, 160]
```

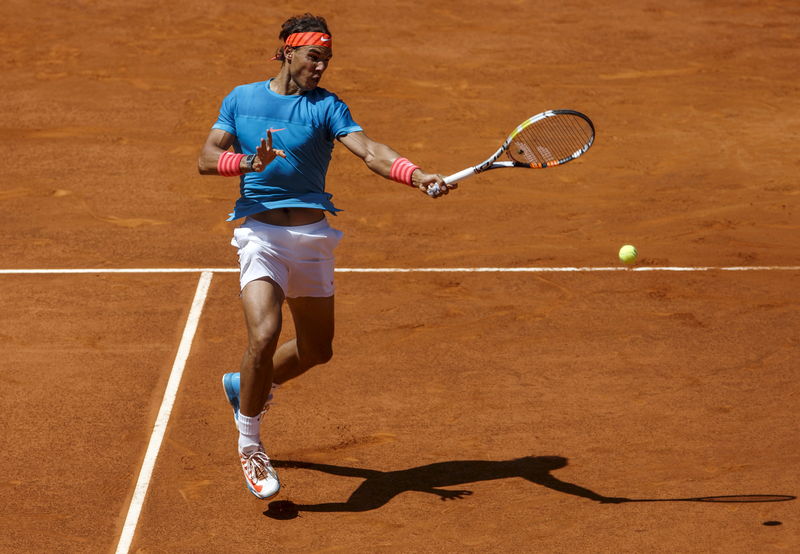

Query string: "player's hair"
[273, 13, 331, 62]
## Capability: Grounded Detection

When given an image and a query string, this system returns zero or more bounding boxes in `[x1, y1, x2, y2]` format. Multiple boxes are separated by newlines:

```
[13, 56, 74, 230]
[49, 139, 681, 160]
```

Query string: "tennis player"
[198, 13, 454, 499]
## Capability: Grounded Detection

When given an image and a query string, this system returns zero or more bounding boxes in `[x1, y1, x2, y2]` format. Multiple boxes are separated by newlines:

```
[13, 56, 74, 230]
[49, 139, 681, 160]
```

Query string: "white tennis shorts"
[231, 217, 343, 297]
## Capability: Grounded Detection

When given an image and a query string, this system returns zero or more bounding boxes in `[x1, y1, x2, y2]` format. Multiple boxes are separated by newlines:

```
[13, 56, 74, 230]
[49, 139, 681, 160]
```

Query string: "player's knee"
[248, 324, 281, 358]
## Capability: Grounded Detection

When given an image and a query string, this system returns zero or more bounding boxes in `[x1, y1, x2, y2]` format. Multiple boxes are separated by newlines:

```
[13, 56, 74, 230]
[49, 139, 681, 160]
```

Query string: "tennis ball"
[619, 244, 638, 264]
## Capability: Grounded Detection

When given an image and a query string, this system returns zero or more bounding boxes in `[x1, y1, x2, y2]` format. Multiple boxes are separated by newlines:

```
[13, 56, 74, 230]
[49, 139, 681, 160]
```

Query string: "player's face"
[289, 46, 332, 91]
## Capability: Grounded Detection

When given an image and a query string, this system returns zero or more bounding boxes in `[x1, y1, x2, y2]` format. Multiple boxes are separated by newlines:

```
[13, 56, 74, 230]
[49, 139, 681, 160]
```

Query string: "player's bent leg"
[272, 295, 335, 384]
[291, 294, 335, 366]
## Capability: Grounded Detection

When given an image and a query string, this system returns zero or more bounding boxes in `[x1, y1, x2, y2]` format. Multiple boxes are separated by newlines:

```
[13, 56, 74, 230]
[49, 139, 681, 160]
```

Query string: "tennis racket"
[428, 109, 595, 196]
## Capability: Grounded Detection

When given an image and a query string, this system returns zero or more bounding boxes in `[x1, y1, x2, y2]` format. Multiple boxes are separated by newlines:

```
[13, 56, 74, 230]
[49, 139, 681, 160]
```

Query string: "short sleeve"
[327, 96, 362, 139]
[211, 89, 237, 135]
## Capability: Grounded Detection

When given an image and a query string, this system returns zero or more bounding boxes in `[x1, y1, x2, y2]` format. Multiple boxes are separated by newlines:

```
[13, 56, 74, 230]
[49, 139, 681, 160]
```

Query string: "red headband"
[285, 32, 332, 48]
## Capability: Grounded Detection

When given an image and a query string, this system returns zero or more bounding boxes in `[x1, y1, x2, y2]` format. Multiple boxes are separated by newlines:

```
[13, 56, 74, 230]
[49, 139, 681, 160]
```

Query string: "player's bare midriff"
[249, 207, 325, 226]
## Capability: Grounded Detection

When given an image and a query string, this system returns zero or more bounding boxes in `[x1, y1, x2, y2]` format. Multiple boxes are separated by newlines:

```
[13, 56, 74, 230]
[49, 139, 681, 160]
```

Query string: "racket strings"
[507, 114, 593, 167]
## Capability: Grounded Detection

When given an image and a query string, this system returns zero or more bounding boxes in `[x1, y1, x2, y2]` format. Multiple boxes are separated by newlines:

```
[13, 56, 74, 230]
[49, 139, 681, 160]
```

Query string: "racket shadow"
[625, 494, 796, 503]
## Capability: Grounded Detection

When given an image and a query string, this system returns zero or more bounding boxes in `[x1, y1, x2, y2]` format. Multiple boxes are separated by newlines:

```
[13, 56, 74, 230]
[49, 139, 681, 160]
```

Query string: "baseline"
[0, 266, 799, 275]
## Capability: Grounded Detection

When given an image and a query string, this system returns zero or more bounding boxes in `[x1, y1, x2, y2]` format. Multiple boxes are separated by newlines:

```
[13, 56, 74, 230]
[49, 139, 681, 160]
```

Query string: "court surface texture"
[1, 0, 798, 552]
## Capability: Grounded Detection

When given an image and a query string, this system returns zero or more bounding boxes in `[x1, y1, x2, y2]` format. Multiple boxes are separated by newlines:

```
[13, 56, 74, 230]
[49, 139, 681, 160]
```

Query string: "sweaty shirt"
[212, 79, 362, 220]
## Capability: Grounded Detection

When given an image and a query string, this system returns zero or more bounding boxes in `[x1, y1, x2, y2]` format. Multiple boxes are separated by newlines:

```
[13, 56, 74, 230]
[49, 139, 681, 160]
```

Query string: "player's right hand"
[414, 171, 455, 198]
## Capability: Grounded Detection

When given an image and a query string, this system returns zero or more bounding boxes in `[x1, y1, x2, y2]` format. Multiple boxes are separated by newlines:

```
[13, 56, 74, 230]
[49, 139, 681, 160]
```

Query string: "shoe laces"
[242, 445, 276, 481]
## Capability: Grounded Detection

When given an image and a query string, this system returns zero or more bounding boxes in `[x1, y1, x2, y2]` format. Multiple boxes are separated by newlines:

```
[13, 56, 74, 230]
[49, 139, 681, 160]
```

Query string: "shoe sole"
[222, 372, 240, 423]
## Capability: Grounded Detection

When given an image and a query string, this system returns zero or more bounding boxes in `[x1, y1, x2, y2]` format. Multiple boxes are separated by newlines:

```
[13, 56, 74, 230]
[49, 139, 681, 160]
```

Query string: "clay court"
[1, 0, 798, 552]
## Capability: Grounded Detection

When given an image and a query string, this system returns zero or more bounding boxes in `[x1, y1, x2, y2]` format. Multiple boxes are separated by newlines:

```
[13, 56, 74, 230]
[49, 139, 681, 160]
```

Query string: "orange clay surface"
[1, 0, 798, 552]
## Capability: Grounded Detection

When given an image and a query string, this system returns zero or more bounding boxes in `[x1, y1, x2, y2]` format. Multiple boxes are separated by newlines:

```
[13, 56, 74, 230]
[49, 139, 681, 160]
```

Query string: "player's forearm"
[340, 131, 445, 194]
[197, 147, 252, 176]
[363, 143, 428, 187]
[198, 145, 224, 175]
[362, 141, 399, 179]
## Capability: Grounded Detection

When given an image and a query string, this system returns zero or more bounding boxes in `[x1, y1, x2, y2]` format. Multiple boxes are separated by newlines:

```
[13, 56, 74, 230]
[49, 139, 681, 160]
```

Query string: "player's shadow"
[263, 455, 627, 519]
[263, 456, 796, 520]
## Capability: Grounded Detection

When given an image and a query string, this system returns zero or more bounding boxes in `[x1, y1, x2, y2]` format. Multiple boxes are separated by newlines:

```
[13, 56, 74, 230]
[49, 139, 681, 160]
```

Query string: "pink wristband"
[218, 151, 245, 177]
[389, 157, 420, 187]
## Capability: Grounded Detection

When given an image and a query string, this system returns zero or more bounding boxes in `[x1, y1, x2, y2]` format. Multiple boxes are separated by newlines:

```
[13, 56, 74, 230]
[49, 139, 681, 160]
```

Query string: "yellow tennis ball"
[619, 245, 638, 264]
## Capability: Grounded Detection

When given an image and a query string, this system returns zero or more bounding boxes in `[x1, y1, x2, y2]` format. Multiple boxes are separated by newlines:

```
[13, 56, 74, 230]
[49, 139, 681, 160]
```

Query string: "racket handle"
[444, 167, 477, 185]
[427, 167, 476, 197]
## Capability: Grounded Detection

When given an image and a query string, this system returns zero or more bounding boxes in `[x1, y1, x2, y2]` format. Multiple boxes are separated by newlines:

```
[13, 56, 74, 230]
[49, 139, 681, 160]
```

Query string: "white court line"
[0, 268, 238, 274]
[0, 266, 799, 274]
[336, 266, 800, 272]
[115, 271, 213, 554]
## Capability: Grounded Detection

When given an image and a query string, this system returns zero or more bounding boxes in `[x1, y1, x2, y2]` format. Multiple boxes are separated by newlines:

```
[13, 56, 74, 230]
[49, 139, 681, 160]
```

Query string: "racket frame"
[441, 109, 595, 186]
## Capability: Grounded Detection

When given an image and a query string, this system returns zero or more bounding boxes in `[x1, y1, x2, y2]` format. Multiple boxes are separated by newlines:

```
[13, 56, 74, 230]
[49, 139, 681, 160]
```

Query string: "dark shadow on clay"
[263, 455, 626, 519]
[263, 456, 795, 519]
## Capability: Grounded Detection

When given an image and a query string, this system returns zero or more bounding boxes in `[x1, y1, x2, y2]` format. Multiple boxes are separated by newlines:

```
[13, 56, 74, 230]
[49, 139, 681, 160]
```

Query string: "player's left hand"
[413, 171, 455, 199]
[253, 129, 286, 172]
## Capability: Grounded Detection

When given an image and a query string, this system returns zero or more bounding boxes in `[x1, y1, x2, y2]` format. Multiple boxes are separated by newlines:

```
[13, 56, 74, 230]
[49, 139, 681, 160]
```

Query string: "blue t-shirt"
[212, 79, 362, 220]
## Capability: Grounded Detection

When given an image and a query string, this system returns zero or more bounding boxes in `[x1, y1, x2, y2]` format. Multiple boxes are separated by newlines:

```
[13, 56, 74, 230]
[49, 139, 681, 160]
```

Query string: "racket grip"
[427, 167, 476, 197]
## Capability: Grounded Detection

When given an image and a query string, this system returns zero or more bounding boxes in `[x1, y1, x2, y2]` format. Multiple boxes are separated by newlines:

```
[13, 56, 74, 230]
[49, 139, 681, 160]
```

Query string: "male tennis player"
[198, 13, 454, 499]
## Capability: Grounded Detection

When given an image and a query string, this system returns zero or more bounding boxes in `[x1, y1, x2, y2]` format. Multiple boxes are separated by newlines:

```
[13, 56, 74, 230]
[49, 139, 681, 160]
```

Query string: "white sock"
[237, 413, 261, 451]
